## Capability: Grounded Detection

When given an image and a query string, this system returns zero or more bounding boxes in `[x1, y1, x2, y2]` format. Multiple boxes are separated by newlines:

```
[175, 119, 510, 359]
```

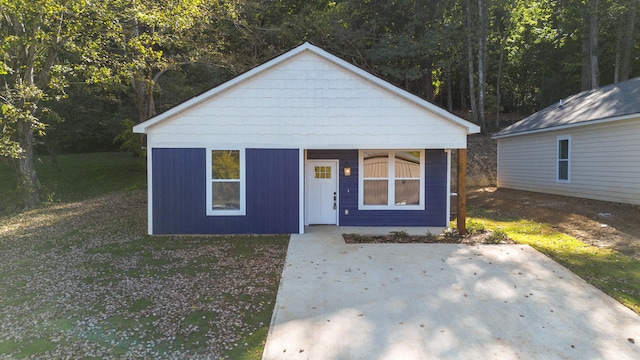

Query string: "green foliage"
[441, 227, 459, 238]
[487, 228, 508, 243]
[466, 219, 487, 234]
[0, 152, 145, 214]
[0, 84, 47, 158]
[424, 231, 440, 241]
[114, 119, 145, 157]
[389, 230, 410, 239]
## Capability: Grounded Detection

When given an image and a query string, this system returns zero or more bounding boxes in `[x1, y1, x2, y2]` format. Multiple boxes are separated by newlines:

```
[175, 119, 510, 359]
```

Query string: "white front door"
[305, 160, 338, 225]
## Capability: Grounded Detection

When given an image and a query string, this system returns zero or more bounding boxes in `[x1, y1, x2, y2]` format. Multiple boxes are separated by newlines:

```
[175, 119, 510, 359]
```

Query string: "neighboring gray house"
[493, 77, 640, 205]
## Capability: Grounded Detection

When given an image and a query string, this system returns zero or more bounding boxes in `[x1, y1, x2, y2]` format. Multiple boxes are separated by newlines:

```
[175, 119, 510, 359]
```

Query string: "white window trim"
[556, 135, 571, 183]
[206, 148, 246, 216]
[358, 149, 425, 210]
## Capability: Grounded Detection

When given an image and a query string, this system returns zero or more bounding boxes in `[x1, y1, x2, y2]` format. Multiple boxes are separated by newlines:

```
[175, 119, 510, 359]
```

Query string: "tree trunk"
[446, 69, 453, 112]
[589, 0, 599, 88]
[466, 0, 479, 125]
[619, 0, 637, 81]
[46, 141, 62, 171]
[582, 0, 599, 90]
[614, 19, 622, 83]
[133, 75, 156, 124]
[581, 31, 590, 89]
[423, 61, 434, 100]
[476, 0, 487, 131]
[459, 71, 467, 112]
[495, 32, 507, 129]
[17, 119, 40, 209]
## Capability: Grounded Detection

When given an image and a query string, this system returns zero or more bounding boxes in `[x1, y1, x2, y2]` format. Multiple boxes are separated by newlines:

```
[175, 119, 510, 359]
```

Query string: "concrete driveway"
[263, 226, 640, 359]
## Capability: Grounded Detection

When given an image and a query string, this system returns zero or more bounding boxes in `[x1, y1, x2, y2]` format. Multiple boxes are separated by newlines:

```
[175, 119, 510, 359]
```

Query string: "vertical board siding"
[497, 118, 640, 205]
[152, 148, 299, 234]
[307, 149, 448, 227]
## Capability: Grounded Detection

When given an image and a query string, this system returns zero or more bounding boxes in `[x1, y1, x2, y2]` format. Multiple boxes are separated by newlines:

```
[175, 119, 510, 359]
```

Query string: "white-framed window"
[358, 150, 425, 210]
[206, 148, 246, 216]
[557, 136, 571, 183]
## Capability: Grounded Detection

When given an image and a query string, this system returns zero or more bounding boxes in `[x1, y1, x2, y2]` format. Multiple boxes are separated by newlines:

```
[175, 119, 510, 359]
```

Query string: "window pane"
[363, 180, 388, 205]
[363, 151, 388, 178]
[395, 180, 420, 205]
[558, 160, 569, 181]
[212, 150, 240, 179]
[558, 140, 569, 160]
[395, 151, 421, 178]
[315, 166, 331, 179]
[212, 182, 240, 210]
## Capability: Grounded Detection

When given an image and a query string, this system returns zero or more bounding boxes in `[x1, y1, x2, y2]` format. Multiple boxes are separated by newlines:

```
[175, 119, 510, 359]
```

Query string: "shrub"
[424, 231, 440, 241]
[441, 227, 459, 238]
[487, 228, 508, 244]
[466, 219, 486, 235]
[389, 230, 410, 239]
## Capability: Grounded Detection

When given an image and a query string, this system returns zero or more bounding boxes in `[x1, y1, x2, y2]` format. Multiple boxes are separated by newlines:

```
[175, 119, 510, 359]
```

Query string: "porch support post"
[457, 148, 467, 235]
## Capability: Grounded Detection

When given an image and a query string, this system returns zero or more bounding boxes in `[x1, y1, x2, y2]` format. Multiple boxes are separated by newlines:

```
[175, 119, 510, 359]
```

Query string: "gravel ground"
[0, 190, 288, 359]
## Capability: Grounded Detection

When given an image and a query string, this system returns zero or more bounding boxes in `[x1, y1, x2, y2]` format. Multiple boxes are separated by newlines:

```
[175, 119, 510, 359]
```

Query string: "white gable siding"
[146, 52, 468, 149]
[497, 117, 640, 205]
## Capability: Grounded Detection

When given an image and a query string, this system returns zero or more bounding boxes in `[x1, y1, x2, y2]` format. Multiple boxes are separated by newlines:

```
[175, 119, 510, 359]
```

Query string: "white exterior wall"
[145, 52, 468, 149]
[497, 117, 640, 205]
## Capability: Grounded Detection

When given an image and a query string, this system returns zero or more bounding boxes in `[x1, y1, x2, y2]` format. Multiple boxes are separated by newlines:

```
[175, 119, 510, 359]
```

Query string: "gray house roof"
[493, 77, 640, 138]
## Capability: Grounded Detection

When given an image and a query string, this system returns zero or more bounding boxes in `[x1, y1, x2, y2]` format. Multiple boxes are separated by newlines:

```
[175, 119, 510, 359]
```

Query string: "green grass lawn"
[0, 152, 288, 359]
[0, 152, 147, 214]
[465, 206, 640, 314]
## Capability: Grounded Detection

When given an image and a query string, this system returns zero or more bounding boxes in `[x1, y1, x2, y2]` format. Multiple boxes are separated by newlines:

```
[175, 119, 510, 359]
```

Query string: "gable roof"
[493, 77, 640, 139]
[133, 42, 479, 134]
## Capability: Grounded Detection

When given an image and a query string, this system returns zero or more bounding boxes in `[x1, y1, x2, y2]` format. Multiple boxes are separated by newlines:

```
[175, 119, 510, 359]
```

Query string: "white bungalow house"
[493, 77, 640, 205]
[133, 42, 480, 235]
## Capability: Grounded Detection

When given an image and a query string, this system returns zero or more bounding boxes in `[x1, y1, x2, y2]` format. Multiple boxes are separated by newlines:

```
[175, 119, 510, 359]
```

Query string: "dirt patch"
[468, 187, 640, 259]
[343, 230, 515, 245]
[451, 134, 498, 188]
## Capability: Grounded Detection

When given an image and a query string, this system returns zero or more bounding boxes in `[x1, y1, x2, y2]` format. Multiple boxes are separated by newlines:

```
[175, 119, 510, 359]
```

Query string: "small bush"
[424, 231, 440, 241]
[487, 228, 508, 244]
[441, 227, 459, 238]
[466, 219, 486, 235]
[389, 230, 410, 239]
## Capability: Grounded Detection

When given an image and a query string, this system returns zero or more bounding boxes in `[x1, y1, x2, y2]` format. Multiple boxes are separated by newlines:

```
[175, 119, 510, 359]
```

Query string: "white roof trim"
[133, 42, 480, 135]
[492, 113, 640, 139]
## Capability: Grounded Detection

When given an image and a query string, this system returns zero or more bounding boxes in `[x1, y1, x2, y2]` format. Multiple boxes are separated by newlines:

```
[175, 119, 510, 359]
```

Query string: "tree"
[466, 0, 480, 126]
[582, 0, 600, 90]
[612, 0, 638, 82]
[74, 0, 221, 125]
[0, 0, 82, 208]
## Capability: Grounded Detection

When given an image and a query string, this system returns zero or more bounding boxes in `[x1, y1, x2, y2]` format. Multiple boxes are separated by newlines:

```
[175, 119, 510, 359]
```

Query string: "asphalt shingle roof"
[494, 77, 640, 138]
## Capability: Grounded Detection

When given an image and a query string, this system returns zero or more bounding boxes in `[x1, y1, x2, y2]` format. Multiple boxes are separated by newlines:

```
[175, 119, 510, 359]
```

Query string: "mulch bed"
[343, 231, 516, 245]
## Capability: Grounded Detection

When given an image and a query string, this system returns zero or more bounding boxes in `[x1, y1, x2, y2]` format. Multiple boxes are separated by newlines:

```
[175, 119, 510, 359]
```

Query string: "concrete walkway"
[263, 226, 640, 359]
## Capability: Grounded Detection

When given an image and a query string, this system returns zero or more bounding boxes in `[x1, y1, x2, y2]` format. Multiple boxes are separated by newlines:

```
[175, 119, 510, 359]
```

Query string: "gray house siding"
[497, 117, 640, 205]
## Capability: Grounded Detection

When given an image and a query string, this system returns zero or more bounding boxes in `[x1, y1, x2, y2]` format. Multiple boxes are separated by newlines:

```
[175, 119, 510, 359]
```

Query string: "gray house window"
[557, 136, 570, 182]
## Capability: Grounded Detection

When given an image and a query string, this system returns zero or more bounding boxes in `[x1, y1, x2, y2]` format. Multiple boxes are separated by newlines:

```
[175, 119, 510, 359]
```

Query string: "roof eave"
[492, 112, 640, 139]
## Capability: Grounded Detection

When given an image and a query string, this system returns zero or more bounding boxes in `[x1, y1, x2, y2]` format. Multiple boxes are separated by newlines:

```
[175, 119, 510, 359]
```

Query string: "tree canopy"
[1, 0, 639, 208]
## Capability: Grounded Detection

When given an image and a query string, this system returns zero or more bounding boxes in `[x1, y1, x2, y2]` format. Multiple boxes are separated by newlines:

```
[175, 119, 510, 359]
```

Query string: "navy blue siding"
[152, 148, 299, 234]
[307, 149, 448, 227]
